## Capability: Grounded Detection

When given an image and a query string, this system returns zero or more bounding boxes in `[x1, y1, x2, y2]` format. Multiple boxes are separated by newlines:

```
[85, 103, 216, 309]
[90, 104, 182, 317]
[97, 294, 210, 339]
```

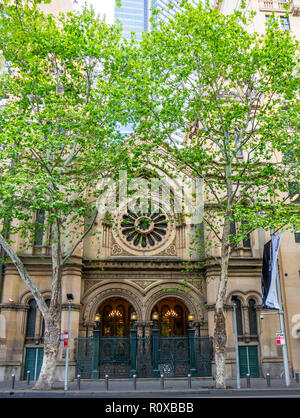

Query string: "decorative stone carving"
[110, 236, 132, 256]
[84, 280, 103, 293]
[129, 279, 157, 289]
[157, 244, 177, 256]
[82, 286, 143, 321]
[176, 223, 186, 249]
[112, 208, 176, 256]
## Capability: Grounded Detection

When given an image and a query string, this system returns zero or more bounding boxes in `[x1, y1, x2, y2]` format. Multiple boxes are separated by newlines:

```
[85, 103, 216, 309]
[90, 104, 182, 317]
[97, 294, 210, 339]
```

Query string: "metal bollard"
[295, 372, 300, 384]
[26, 370, 30, 385]
[11, 373, 15, 390]
[266, 373, 271, 387]
[77, 374, 81, 390]
[246, 374, 251, 388]
[160, 374, 165, 390]
[105, 374, 109, 391]
[187, 374, 192, 389]
[133, 374, 137, 390]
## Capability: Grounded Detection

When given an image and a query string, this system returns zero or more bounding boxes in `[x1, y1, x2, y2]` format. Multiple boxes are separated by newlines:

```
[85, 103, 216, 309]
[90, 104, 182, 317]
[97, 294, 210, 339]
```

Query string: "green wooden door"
[238, 346, 259, 378]
[24, 348, 44, 380]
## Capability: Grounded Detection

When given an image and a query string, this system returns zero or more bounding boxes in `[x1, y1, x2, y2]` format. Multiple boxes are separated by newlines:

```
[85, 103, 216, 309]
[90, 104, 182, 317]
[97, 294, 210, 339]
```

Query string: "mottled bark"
[214, 309, 227, 389]
[214, 212, 231, 389]
[33, 308, 61, 390]
[34, 220, 62, 390]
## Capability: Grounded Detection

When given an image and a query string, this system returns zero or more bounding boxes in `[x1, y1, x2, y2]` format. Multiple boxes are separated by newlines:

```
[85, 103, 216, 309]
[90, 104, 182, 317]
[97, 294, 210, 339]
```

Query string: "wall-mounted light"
[152, 312, 159, 321]
[188, 313, 195, 322]
[94, 313, 101, 323]
[131, 312, 137, 321]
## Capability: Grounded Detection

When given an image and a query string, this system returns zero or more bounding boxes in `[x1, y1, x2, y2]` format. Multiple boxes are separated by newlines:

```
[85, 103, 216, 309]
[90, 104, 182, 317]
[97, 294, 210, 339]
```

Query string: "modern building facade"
[0, 0, 299, 382]
[115, 0, 150, 39]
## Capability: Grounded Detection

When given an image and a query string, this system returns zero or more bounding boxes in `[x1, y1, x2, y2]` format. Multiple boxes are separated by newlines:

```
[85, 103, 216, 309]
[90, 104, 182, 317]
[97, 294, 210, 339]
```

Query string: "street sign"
[61, 331, 69, 347]
[276, 332, 285, 345]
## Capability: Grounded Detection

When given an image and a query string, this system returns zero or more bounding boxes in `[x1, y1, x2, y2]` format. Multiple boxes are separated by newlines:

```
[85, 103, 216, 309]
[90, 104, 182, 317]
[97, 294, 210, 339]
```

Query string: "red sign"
[276, 332, 285, 345]
[61, 331, 69, 347]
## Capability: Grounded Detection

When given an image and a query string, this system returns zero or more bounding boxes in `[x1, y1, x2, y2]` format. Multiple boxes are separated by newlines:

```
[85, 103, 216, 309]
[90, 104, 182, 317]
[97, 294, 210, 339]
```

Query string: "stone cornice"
[5, 254, 83, 267]
[83, 258, 205, 273]
[61, 303, 81, 312]
[0, 303, 29, 311]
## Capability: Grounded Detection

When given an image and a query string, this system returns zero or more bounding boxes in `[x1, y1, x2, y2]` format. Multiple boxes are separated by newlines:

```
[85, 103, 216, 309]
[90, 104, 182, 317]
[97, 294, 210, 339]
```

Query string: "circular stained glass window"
[120, 210, 169, 249]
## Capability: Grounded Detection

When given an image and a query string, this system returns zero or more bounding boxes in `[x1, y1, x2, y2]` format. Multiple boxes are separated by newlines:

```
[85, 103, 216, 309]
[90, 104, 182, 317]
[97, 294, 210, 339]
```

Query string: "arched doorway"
[96, 297, 135, 337]
[151, 297, 189, 336]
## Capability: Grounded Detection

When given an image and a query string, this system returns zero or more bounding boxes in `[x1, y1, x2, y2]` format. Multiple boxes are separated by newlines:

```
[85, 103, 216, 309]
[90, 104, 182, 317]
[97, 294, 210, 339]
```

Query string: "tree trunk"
[214, 308, 227, 389]
[214, 224, 231, 389]
[34, 220, 62, 390]
[33, 307, 61, 390]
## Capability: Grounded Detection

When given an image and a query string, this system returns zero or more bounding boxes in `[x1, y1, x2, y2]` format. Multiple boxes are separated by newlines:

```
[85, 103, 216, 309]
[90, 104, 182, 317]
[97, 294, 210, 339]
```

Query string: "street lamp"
[64, 293, 74, 392]
[92, 312, 101, 379]
[187, 313, 196, 376]
[130, 312, 137, 377]
[152, 312, 159, 377]
[94, 313, 101, 328]
[231, 295, 241, 390]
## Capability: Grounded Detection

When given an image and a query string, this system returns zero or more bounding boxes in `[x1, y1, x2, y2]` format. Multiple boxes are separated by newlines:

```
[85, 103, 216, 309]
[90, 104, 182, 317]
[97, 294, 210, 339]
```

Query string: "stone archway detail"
[19, 290, 52, 305]
[144, 287, 204, 322]
[82, 282, 144, 323]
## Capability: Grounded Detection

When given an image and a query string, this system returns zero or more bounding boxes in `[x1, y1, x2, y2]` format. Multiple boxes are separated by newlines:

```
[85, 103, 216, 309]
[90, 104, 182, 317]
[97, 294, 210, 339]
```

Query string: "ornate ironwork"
[158, 336, 190, 377]
[194, 336, 213, 377]
[99, 337, 131, 378]
[74, 337, 94, 379]
[136, 336, 153, 377]
[74, 334, 213, 379]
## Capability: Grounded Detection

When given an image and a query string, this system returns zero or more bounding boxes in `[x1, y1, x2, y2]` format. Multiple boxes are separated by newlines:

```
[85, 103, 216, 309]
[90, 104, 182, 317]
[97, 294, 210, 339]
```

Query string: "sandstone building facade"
[0, 0, 299, 382]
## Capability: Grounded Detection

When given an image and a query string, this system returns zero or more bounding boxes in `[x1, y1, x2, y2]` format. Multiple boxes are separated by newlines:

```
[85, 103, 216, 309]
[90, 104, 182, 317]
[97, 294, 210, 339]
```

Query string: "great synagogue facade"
[0, 0, 300, 382]
[0, 163, 300, 381]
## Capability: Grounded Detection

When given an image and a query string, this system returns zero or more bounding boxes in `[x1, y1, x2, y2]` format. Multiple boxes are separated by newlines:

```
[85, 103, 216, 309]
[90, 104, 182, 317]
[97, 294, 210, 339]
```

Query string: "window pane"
[248, 299, 258, 335]
[241, 221, 251, 248]
[280, 16, 290, 30]
[235, 299, 243, 336]
[26, 299, 37, 337]
[34, 210, 45, 246]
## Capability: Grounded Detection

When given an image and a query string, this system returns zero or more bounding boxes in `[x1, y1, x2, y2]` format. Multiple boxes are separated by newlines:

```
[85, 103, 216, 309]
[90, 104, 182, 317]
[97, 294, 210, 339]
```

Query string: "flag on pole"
[261, 232, 282, 309]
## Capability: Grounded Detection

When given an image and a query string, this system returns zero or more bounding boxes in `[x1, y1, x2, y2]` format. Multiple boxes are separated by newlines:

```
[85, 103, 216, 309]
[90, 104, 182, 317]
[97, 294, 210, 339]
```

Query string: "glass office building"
[114, 0, 200, 136]
[115, 0, 150, 40]
[114, 0, 200, 39]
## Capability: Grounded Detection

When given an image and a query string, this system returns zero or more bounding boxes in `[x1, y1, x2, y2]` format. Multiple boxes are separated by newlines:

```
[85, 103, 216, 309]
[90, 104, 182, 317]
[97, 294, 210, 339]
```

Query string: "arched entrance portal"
[96, 297, 135, 337]
[75, 297, 212, 379]
[151, 297, 189, 336]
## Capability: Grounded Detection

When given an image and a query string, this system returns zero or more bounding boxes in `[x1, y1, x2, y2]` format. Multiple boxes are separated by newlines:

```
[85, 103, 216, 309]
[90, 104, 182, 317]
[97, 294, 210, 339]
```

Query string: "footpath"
[0, 377, 299, 397]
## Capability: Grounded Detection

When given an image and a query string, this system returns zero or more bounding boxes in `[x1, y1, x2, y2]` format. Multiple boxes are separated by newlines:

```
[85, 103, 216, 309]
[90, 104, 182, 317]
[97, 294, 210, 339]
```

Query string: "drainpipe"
[0, 217, 9, 304]
[0, 246, 4, 304]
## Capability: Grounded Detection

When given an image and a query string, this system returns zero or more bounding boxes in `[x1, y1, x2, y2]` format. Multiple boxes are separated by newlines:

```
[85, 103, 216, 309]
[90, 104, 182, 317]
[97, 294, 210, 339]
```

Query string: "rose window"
[120, 210, 169, 249]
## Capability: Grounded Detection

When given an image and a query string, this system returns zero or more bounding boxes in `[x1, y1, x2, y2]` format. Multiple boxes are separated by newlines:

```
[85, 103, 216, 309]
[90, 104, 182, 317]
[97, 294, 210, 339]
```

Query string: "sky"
[73, 0, 115, 24]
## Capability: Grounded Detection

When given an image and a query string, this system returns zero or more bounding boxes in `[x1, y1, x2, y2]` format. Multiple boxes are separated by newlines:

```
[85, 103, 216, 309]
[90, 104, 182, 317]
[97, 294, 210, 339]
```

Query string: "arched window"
[161, 305, 171, 336]
[248, 299, 258, 335]
[174, 305, 183, 336]
[26, 299, 37, 338]
[235, 298, 243, 336]
[34, 210, 45, 246]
